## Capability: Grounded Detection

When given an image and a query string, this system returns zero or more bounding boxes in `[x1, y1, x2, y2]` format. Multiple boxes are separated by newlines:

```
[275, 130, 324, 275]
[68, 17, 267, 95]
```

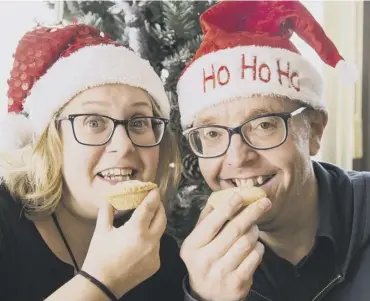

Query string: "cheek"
[265, 135, 311, 186]
[199, 158, 222, 189]
[268, 132, 310, 167]
[62, 130, 100, 185]
[139, 147, 160, 180]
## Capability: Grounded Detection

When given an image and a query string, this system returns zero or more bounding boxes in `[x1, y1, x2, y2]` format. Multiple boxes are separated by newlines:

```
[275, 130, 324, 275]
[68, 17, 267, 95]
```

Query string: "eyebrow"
[81, 100, 152, 108]
[131, 101, 152, 109]
[196, 107, 274, 126]
[81, 100, 109, 107]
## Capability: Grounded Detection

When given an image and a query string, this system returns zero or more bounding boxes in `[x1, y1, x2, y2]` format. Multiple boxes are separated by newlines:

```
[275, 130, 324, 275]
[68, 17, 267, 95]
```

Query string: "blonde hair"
[0, 97, 181, 219]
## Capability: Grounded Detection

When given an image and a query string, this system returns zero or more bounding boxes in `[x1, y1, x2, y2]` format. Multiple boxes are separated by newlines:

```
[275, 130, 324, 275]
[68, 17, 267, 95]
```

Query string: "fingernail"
[258, 198, 271, 211]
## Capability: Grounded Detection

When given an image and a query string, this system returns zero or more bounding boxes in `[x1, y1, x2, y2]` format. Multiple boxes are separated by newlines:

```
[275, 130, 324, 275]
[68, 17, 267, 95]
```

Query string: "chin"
[255, 207, 277, 230]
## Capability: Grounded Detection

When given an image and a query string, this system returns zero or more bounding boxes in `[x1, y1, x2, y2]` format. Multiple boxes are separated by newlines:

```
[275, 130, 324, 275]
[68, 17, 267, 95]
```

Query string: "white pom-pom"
[0, 113, 34, 153]
[335, 60, 358, 85]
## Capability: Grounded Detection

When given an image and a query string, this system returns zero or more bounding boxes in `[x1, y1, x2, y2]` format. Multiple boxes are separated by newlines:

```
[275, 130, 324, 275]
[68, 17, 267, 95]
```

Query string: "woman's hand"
[82, 188, 166, 298]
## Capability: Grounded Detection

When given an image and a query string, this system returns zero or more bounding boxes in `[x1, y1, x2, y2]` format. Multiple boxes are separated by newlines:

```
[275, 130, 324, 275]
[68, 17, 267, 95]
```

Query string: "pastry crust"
[107, 180, 157, 210]
[208, 186, 266, 208]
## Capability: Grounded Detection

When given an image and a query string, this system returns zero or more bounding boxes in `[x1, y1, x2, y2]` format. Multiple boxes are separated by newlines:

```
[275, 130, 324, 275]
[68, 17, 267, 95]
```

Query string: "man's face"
[194, 96, 326, 227]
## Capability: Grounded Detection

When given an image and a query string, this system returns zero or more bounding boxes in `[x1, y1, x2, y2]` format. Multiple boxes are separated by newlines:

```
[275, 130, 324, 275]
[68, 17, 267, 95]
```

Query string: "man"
[176, 1, 370, 301]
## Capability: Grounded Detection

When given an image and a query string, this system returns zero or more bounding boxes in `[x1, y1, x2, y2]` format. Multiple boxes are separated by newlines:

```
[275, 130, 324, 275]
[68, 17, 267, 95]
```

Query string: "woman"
[0, 24, 186, 301]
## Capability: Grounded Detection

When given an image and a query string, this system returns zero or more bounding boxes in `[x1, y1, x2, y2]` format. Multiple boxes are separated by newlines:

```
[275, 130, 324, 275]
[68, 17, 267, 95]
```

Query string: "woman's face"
[59, 84, 160, 220]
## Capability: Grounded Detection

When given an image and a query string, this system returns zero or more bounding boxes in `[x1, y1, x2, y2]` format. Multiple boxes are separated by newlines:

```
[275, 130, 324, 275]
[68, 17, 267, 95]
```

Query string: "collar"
[313, 161, 341, 254]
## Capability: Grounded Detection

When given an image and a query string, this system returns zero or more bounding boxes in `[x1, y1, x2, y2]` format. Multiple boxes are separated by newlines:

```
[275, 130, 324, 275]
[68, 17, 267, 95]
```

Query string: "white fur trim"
[23, 45, 170, 135]
[335, 60, 358, 84]
[177, 46, 324, 128]
[0, 113, 34, 152]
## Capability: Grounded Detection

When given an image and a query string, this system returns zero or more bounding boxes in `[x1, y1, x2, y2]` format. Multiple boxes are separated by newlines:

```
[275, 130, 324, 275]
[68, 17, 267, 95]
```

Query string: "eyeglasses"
[56, 114, 169, 147]
[183, 107, 306, 158]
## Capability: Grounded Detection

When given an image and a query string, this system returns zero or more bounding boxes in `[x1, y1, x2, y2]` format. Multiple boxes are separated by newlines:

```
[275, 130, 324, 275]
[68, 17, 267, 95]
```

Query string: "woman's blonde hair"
[0, 95, 181, 219]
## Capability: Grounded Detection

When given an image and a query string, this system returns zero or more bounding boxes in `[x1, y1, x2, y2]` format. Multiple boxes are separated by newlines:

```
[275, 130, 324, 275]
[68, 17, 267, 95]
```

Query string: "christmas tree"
[46, 0, 215, 244]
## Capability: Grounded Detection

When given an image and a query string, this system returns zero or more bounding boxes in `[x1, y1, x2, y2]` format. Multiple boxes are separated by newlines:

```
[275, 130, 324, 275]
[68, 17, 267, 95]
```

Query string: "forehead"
[194, 96, 298, 126]
[63, 84, 152, 112]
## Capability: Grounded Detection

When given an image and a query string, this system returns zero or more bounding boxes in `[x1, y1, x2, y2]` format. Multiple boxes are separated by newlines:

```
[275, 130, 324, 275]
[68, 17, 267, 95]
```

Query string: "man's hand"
[180, 193, 271, 301]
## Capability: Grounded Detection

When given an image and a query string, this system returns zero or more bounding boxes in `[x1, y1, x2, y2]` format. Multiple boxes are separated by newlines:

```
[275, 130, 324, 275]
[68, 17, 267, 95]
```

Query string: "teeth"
[235, 179, 244, 187]
[233, 178, 255, 187]
[232, 176, 268, 187]
[246, 179, 254, 187]
[103, 175, 131, 181]
[234, 179, 242, 187]
[100, 168, 133, 177]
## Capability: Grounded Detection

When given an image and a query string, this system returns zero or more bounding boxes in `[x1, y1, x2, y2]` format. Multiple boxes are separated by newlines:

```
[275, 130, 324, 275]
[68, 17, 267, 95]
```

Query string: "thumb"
[95, 199, 114, 233]
[130, 189, 160, 229]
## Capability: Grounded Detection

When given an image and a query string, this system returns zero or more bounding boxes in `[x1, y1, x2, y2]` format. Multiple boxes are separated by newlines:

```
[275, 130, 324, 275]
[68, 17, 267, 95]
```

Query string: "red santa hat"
[1, 24, 169, 151]
[177, 0, 357, 128]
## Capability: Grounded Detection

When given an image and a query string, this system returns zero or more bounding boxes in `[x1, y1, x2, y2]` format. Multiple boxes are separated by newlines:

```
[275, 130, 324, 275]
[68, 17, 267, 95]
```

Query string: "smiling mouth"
[97, 168, 138, 182]
[228, 174, 276, 188]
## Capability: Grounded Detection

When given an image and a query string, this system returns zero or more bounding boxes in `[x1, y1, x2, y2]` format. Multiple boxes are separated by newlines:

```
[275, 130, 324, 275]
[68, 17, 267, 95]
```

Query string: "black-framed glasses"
[56, 114, 169, 147]
[183, 107, 306, 158]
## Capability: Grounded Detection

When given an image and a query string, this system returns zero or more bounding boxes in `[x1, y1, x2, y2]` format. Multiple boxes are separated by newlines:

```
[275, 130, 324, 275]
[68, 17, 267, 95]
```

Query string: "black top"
[0, 186, 186, 301]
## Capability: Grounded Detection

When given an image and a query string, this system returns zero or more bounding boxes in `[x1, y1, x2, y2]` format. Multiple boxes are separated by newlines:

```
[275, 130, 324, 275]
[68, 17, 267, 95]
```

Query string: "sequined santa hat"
[177, 0, 357, 128]
[1, 24, 169, 151]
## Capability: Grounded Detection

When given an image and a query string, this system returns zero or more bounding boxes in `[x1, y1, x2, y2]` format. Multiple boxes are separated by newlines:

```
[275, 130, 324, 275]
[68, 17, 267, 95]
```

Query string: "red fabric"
[181, 0, 343, 77]
[7, 24, 120, 113]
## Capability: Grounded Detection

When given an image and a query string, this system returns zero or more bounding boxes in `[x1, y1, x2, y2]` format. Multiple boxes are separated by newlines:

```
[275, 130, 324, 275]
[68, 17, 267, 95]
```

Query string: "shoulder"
[0, 183, 23, 224]
[346, 169, 370, 204]
[323, 163, 370, 216]
[315, 161, 370, 190]
[0, 184, 23, 273]
[0, 184, 24, 243]
[347, 170, 370, 187]
[340, 169, 370, 249]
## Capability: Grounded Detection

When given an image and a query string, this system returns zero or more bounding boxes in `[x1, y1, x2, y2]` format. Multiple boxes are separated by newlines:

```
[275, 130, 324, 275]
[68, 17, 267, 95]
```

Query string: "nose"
[105, 124, 135, 155]
[224, 133, 258, 167]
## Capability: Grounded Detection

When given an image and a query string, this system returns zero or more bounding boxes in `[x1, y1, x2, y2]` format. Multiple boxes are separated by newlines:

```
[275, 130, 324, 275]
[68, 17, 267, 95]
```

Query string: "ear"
[309, 110, 328, 156]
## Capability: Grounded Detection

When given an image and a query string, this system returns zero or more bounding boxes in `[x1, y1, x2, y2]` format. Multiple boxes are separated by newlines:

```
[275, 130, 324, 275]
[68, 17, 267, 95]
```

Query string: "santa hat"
[1, 24, 169, 151]
[177, 0, 357, 129]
